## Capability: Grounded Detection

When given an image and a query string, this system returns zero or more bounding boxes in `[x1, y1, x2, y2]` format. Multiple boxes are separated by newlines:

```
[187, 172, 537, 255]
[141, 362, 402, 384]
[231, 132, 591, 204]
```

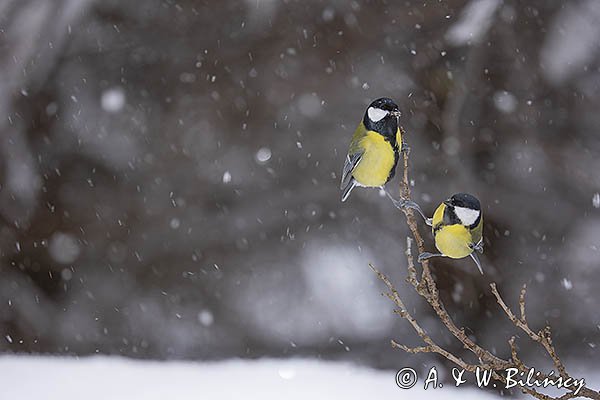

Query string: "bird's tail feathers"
[341, 179, 357, 202]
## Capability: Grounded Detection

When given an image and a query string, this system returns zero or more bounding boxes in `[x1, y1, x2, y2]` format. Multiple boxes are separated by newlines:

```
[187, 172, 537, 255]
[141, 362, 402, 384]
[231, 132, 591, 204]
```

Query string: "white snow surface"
[0, 356, 505, 400]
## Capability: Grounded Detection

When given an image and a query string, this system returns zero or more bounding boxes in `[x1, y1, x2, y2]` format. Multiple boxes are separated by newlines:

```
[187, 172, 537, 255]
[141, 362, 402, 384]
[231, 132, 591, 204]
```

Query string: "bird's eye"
[367, 107, 388, 122]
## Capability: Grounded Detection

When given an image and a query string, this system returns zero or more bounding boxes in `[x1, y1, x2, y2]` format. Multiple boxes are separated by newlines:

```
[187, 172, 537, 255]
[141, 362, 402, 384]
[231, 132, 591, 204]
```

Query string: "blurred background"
[1, 0, 599, 380]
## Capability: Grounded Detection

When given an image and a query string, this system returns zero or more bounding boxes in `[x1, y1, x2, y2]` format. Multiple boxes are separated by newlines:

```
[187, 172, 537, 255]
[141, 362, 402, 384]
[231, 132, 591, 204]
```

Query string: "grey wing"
[340, 152, 363, 190]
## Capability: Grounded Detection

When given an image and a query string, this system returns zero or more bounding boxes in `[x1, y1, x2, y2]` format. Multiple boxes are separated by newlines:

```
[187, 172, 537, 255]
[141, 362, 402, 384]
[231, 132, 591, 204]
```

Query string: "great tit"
[399, 193, 485, 274]
[340, 98, 403, 202]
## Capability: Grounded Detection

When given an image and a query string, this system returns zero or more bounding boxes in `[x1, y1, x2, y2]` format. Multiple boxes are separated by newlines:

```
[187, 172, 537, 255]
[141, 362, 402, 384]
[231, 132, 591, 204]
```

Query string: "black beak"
[443, 199, 452, 207]
[390, 110, 402, 118]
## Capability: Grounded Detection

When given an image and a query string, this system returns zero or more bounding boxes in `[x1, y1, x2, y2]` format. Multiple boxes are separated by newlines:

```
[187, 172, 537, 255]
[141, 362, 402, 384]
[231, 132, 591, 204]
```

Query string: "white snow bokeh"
[56, 68, 140, 170]
[255, 147, 272, 164]
[593, 193, 600, 209]
[446, 0, 502, 46]
[0, 356, 508, 400]
[492, 91, 517, 114]
[101, 87, 126, 113]
[555, 218, 600, 326]
[222, 171, 232, 184]
[297, 93, 322, 118]
[300, 244, 396, 339]
[49, 232, 81, 264]
[232, 244, 394, 346]
[198, 309, 214, 327]
[540, 0, 600, 85]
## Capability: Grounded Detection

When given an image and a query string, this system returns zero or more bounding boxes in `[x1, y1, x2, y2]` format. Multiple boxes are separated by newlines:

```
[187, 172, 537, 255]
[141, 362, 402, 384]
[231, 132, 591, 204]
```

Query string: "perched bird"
[399, 193, 485, 274]
[340, 97, 403, 202]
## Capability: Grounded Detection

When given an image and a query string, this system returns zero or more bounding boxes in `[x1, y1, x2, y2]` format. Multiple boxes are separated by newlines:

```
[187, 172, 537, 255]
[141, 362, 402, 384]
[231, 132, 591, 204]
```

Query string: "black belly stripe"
[382, 127, 400, 183]
[386, 146, 399, 182]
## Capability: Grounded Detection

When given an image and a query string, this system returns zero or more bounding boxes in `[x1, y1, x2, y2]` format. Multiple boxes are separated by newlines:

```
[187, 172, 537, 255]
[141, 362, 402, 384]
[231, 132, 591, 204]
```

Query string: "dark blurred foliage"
[0, 0, 599, 371]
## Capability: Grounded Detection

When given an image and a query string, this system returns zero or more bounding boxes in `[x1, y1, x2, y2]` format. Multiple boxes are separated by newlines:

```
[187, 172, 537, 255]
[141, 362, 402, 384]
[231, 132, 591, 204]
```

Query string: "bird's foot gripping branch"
[370, 149, 600, 400]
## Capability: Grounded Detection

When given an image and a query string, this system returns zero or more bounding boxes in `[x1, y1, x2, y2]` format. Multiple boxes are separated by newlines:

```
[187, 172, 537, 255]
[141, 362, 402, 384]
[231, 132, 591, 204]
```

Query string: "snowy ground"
[0, 356, 506, 400]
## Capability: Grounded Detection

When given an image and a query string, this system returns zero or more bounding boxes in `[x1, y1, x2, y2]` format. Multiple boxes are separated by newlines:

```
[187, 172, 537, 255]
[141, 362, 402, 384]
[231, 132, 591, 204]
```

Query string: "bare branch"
[371, 263, 480, 373]
[369, 145, 600, 400]
[520, 284, 528, 324]
[397, 149, 509, 370]
[392, 341, 431, 354]
[490, 283, 540, 341]
[404, 236, 420, 289]
[508, 336, 526, 370]
[491, 283, 570, 380]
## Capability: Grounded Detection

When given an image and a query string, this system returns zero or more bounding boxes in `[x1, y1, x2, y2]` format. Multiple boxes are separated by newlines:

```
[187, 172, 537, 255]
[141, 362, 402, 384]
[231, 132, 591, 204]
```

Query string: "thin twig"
[491, 283, 540, 340]
[370, 262, 481, 372]
[519, 284, 528, 324]
[491, 283, 569, 380]
[508, 336, 526, 370]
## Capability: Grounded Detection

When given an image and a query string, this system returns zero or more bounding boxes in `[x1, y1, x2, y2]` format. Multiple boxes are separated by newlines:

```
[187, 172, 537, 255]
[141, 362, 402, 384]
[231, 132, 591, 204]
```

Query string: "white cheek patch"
[367, 107, 388, 122]
[454, 206, 480, 226]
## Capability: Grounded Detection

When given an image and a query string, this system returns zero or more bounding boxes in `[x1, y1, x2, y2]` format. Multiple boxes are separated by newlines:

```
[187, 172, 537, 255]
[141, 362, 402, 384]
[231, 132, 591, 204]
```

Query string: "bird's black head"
[444, 193, 481, 210]
[443, 193, 481, 227]
[363, 97, 401, 139]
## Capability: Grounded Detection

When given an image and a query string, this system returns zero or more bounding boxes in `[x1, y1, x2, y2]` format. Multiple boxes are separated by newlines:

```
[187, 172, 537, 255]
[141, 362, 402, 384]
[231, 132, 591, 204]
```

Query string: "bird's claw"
[391, 198, 410, 209]
[393, 198, 415, 210]
[470, 239, 484, 254]
[395, 200, 432, 226]
[417, 252, 443, 263]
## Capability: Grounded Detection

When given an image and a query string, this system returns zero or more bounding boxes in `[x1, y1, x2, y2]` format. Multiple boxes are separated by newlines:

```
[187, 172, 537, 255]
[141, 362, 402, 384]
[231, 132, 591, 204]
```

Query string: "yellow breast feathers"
[431, 203, 477, 259]
[351, 130, 399, 187]
[434, 225, 474, 259]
